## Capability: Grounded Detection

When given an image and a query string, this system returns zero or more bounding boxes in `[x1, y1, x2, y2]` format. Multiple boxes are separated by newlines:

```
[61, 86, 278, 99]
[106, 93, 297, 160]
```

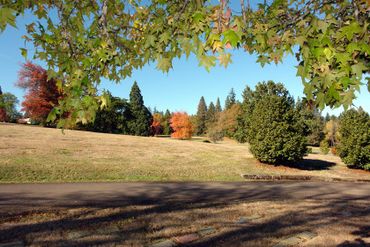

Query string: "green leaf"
[323, 48, 334, 60]
[156, 56, 172, 72]
[20, 48, 27, 59]
[159, 31, 170, 44]
[181, 38, 192, 58]
[144, 35, 156, 48]
[0, 8, 16, 32]
[295, 36, 305, 46]
[351, 63, 366, 79]
[340, 22, 362, 40]
[198, 54, 216, 72]
[335, 52, 350, 66]
[222, 29, 240, 47]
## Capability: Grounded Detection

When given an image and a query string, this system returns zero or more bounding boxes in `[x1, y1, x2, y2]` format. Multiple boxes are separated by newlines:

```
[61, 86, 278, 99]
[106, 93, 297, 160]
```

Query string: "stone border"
[241, 174, 370, 183]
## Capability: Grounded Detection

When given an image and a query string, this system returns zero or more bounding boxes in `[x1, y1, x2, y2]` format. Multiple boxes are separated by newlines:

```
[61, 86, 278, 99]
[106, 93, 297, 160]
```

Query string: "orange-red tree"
[170, 112, 193, 140]
[151, 113, 163, 136]
[16, 62, 62, 124]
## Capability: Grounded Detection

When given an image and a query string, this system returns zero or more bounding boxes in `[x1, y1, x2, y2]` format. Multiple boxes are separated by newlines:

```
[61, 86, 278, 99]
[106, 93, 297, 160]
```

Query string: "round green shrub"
[239, 81, 306, 164]
[338, 108, 370, 170]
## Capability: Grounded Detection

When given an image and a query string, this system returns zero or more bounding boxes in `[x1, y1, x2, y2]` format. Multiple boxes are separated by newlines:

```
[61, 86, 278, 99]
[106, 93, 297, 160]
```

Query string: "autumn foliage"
[170, 112, 193, 139]
[150, 113, 163, 136]
[16, 62, 62, 123]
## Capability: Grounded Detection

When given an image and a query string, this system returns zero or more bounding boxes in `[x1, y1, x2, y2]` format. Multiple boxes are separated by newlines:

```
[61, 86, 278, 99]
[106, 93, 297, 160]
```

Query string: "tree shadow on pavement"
[0, 182, 369, 246]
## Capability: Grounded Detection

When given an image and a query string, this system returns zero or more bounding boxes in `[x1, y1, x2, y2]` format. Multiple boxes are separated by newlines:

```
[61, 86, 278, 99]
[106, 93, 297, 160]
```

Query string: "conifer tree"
[338, 108, 370, 170]
[206, 101, 216, 128]
[225, 88, 236, 110]
[162, 109, 172, 135]
[215, 97, 222, 113]
[296, 98, 324, 146]
[236, 81, 306, 164]
[196, 96, 207, 136]
[128, 81, 152, 136]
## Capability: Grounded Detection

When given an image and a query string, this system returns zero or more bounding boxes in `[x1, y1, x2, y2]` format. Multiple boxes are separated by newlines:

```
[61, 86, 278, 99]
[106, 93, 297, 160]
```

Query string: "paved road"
[0, 181, 369, 208]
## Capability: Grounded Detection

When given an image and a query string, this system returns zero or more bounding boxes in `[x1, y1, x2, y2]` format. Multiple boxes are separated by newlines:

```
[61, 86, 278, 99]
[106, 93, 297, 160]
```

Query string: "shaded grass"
[0, 123, 369, 183]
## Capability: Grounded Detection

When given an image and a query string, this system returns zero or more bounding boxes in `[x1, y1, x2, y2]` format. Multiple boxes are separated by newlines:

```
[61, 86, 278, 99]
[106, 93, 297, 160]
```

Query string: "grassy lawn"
[0, 123, 368, 183]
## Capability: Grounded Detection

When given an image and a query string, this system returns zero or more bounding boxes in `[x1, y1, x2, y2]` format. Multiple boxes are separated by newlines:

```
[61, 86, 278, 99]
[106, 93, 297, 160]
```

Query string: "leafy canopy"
[0, 0, 369, 126]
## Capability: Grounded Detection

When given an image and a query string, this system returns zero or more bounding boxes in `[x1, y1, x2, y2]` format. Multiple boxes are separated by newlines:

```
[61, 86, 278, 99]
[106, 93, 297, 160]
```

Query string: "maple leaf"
[218, 53, 232, 68]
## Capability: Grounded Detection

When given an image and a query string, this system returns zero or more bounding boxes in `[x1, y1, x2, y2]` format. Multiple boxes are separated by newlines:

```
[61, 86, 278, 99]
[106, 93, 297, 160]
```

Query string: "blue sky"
[0, 10, 369, 116]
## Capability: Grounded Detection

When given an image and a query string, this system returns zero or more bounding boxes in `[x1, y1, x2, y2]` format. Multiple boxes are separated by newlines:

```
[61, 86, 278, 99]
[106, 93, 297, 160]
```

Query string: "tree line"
[0, 62, 368, 170]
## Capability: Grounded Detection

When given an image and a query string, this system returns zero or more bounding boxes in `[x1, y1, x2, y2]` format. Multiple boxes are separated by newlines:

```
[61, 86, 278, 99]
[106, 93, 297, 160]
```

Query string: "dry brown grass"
[0, 123, 369, 182]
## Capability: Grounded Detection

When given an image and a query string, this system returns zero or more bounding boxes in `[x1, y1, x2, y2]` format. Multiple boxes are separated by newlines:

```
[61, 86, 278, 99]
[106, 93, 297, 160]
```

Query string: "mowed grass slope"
[0, 123, 368, 182]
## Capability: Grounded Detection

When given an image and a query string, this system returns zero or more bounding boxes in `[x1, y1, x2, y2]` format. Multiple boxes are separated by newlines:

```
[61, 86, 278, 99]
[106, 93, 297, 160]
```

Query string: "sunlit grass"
[0, 123, 368, 183]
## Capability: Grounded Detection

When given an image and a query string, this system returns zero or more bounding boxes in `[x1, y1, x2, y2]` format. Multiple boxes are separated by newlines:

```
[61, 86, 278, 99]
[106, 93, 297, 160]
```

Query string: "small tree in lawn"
[338, 108, 370, 170]
[323, 119, 339, 150]
[237, 81, 306, 164]
[207, 121, 224, 143]
[162, 109, 172, 135]
[128, 81, 152, 136]
[16, 62, 62, 125]
[170, 112, 193, 140]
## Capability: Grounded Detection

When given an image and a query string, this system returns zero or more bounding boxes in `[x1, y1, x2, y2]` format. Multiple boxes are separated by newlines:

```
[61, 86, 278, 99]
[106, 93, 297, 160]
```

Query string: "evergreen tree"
[215, 97, 222, 112]
[206, 102, 216, 129]
[87, 92, 131, 134]
[196, 96, 207, 135]
[296, 98, 324, 146]
[338, 107, 370, 170]
[225, 88, 236, 110]
[128, 81, 152, 136]
[236, 81, 306, 164]
[162, 109, 172, 135]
